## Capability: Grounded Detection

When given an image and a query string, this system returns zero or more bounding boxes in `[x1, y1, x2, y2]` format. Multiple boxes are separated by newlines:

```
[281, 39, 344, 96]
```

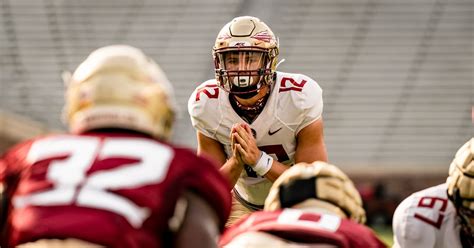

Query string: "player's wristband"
[253, 151, 273, 176]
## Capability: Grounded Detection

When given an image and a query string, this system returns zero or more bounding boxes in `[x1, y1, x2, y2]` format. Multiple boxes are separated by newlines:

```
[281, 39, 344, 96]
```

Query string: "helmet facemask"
[214, 49, 276, 99]
[449, 188, 474, 245]
[213, 16, 279, 99]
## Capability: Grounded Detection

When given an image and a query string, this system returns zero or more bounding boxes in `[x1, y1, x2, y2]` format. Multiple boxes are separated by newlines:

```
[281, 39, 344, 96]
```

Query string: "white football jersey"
[392, 183, 462, 248]
[188, 71, 323, 208]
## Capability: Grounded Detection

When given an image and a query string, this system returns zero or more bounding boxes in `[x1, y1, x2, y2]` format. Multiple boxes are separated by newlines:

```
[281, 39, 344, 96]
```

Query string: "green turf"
[373, 225, 393, 247]
[372, 226, 393, 247]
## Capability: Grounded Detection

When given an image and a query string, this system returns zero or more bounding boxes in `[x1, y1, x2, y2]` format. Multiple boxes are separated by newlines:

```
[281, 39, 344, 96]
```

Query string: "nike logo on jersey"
[268, 127, 282, 136]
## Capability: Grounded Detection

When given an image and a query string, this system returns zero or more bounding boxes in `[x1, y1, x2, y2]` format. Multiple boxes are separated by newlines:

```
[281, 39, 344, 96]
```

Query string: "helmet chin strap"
[233, 89, 259, 99]
[231, 81, 260, 99]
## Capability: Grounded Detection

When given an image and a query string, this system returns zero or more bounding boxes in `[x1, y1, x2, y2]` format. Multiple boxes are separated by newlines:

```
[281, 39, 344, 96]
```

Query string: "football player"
[188, 16, 328, 225]
[219, 161, 387, 247]
[392, 138, 474, 248]
[0, 45, 231, 248]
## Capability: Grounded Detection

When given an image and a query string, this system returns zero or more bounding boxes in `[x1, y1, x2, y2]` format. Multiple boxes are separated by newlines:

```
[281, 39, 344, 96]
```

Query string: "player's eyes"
[226, 58, 239, 64]
[249, 58, 260, 63]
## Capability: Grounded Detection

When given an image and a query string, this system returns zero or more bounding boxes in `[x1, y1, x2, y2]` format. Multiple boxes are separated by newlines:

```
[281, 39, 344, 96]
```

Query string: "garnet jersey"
[219, 208, 386, 247]
[188, 71, 323, 208]
[0, 132, 231, 248]
[392, 183, 462, 248]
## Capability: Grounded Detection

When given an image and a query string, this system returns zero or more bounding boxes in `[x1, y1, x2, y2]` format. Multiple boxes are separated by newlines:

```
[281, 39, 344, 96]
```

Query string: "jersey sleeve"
[187, 81, 222, 139]
[0, 156, 8, 183]
[0, 139, 35, 183]
[293, 74, 323, 134]
[276, 73, 323, 134]
[0, 139, 34, 248]
[392, 195, 436, 248]
[176, 149, 232, 230]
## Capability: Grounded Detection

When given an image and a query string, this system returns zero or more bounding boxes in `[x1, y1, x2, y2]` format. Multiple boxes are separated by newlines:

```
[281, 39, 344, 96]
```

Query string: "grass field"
[373, 225, 393, 247]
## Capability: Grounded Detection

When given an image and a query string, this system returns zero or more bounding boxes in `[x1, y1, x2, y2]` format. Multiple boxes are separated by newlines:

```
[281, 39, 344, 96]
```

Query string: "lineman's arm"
[173, 191, 220, 248]
[196, 131, 243, 187]
[0, 182, 7, 233]
[0, 158, 11, 243]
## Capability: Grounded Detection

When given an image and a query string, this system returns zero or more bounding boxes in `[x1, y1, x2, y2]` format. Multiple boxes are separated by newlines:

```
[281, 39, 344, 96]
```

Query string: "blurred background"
[0, 0, 472, 244]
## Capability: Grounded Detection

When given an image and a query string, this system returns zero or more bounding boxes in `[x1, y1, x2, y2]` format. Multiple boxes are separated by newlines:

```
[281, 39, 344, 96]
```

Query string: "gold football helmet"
[63, 45, 176, 140]
[447, 138, 474, 240]
[213, 16, 279, 98]
[265, 161, 366, 224]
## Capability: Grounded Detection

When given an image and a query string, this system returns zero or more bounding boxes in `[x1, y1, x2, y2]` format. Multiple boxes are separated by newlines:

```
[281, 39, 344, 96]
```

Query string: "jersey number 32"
[14, 136, 173, 228]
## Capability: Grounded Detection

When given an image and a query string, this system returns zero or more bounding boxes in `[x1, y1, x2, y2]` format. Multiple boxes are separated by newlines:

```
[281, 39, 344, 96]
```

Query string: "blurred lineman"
[219, 161, 387, 247]
[392, 138, 474, 248]
[0, 45, 231, 248]
[188, 16, 327, 225]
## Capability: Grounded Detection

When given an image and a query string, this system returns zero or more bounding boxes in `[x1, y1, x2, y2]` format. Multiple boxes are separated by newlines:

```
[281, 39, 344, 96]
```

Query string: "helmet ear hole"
[278, 177, 317, 209]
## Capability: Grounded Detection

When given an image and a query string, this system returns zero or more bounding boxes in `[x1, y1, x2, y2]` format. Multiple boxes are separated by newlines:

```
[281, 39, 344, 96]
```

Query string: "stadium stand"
[0, 0, 472, 233]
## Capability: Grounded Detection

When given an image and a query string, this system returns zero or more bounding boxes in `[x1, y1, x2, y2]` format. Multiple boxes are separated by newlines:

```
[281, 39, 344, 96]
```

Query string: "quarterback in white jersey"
[188, 16, 327, 225]
[189, 71, 322, 207]
[393, 138, 474, 248]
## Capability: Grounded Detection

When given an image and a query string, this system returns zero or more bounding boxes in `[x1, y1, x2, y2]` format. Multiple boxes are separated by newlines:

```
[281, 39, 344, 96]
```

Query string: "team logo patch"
[251, 31, 273, 42]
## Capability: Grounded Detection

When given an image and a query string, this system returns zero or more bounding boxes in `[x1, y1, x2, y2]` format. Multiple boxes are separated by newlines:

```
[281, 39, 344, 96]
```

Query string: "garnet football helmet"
[213, 16, 279, 98]
[63, 45, 176, 140]
[265, 161, 366, 224]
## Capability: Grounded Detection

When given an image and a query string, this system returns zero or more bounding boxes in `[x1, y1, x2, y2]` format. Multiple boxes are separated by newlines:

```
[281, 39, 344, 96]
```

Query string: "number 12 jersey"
[188, 71, 323, 208]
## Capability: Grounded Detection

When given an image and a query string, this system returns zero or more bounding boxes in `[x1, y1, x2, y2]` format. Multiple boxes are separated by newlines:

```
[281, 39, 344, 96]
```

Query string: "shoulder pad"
[392, 185, 450, 247]
[278, 73, 322, 109]
[187, 80, 222, 138]
[274, 72, 323, 132]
